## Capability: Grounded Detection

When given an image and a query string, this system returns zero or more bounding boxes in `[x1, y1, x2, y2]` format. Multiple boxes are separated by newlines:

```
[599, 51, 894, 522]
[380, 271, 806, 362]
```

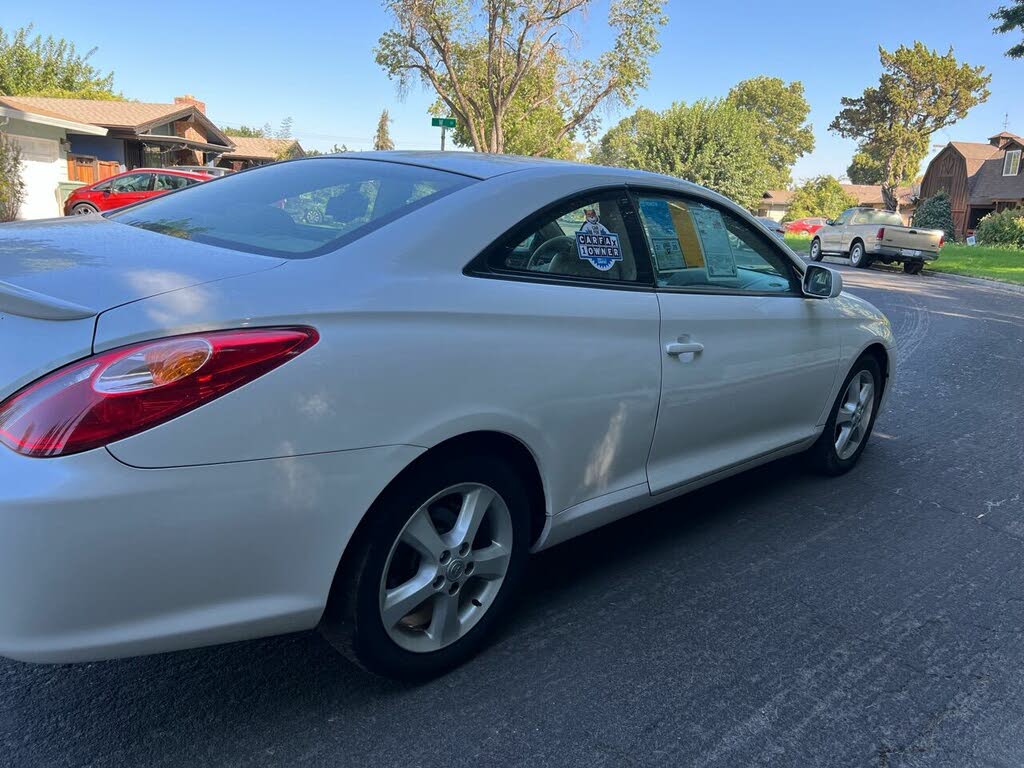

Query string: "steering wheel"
[526, 235, 576, 272]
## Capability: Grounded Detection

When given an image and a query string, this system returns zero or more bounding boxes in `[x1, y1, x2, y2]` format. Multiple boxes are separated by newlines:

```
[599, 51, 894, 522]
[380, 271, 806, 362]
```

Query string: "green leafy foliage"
[0, 24, 119, 99]
[830, 42, 990, 210]
[726, 77, 814, 188]
[223, 118, 293, 139]
[591, 100, 775, 210]
[0, 131, 25, 222]
[975, 208, 1024, 249]
[992, 1, 1024, 58]
[912, 192, 956, 242]
[847, 144, 921, 186]
[376, 0, 667, 156]
[786, 176, 859, 221]
[374, 109, 395, 151]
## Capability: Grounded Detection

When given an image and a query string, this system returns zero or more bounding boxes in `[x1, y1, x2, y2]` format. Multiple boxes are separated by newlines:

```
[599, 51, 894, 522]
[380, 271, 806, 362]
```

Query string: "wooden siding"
[920, 146, 970, 238]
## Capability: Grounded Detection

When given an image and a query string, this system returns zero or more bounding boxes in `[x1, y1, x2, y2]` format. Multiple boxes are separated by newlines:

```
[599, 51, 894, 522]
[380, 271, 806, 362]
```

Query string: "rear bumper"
[869, 243, 938, 262]
[0, 444, 421, 663]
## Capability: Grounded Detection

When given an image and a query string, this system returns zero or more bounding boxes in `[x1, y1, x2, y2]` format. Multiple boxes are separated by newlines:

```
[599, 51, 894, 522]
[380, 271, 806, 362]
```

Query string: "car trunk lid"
[879, 225, 944, 255]
[0, 217, 283, 400]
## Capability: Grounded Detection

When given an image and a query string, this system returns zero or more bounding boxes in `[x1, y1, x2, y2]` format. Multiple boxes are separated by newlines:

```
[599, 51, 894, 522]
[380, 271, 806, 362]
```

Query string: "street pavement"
[2, 259, 1024, 768]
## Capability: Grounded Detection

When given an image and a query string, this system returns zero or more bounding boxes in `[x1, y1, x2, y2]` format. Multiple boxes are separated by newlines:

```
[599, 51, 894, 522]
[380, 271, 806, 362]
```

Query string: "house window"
[1004, 149, 1022, 177]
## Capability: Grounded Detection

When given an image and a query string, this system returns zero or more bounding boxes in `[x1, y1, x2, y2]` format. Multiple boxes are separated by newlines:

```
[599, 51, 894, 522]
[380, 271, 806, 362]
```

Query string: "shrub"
[0, 131, 25, 222]
[912, 191, 956, 242]
[975, 208, 1024, 249]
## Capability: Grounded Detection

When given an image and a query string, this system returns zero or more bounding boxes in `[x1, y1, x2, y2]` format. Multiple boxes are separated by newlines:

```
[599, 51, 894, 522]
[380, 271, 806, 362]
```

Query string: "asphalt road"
[3, 260, 1024, 768]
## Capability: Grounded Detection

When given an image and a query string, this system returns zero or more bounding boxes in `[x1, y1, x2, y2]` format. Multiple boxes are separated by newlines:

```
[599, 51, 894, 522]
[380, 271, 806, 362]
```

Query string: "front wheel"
[320, 452, 531, 679]
[903, 261, 924, 275]
[849, 242, 870, 269]
[809, 238, 824, 262]
[807, 355, 882, 476]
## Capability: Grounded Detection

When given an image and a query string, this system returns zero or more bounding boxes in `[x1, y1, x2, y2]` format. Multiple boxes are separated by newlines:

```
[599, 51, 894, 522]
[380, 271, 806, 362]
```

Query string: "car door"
[632, 192, 840, 494]
[821, 208, 852, 252]
[105, 172, 154, 210]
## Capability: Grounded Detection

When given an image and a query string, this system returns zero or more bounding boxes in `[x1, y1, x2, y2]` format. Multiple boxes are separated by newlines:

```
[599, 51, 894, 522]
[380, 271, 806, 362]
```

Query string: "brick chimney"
[174, 94, 206, 114]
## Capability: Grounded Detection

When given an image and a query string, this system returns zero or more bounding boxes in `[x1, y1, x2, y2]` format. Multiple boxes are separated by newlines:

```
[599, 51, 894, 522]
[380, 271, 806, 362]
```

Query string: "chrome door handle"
[665, 341, 704, 356]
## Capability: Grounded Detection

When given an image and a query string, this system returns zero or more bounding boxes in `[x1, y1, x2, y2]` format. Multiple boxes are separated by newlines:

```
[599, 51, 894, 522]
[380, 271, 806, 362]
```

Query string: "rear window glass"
[853, 210, 903, 226]
[109, 158, 475, 258]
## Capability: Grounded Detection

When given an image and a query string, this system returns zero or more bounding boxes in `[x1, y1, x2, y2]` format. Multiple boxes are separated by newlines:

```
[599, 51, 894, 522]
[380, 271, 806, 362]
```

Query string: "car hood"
[0, 216, 284, 318]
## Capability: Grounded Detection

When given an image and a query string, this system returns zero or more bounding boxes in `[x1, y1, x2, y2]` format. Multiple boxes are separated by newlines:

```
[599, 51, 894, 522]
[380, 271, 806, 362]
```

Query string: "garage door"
[9, 135, 62, 220]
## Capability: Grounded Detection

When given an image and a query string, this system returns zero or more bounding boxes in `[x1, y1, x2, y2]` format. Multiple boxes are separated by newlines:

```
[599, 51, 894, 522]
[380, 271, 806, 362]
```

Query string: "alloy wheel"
[834, 370, 875, 460]
[379, 483, 513, 653]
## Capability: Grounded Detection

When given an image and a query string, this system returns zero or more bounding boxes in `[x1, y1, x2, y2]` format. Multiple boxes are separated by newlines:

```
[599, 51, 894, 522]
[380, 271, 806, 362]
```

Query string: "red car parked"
[785, 217, 828, 235]
[63, 168, 213, 216]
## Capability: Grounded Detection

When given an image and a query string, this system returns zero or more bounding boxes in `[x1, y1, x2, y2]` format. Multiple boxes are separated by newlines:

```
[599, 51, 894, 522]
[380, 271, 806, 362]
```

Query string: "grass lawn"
[783, 235, 1024, 286]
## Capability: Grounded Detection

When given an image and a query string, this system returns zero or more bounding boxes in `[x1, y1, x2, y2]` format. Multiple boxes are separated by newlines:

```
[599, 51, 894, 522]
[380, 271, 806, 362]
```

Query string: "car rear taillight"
[876, 227, 885, 240]
[939, 235, 945, 247]
[0, 327, 318, 458]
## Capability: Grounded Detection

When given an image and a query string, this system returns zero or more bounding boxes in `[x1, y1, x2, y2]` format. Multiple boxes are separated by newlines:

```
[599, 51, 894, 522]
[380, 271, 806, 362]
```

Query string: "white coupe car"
[0, 153, 894, 679]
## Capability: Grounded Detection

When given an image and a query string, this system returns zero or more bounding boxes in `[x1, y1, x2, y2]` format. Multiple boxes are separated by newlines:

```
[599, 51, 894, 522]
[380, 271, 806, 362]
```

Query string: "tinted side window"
[154, 173, 192, 191]
[635, 195, 799, 294]
[833, 209, 854, 226]
[486, 193, 645, 283]
[110, 173, 151, 193]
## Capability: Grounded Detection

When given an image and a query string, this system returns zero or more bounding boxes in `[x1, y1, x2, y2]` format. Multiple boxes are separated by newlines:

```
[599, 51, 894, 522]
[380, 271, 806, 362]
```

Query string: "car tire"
[849, 241, 870, 269]
[320, 451, 531, 680]
[807, 355, 883, 476]
[809, 238, 824, 262]
[903, 261, 923, 275]
[70, 203, 99, 216]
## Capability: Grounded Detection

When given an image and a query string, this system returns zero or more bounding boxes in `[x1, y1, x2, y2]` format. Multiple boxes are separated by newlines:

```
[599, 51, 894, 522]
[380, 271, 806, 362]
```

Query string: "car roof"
[319, 150, 708, 190]
[126, 167, 211, 176]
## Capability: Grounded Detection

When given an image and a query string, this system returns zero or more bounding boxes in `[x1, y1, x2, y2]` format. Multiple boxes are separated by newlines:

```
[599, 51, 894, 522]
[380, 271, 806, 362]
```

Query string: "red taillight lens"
[939, 235, 945, 247]
[0, 327, 318, 458]
[876, 227, 885, 240]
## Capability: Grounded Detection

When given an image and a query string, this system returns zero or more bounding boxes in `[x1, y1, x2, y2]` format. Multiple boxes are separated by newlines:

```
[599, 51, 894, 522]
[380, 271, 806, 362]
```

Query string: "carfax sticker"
[575, 209, 623, 271]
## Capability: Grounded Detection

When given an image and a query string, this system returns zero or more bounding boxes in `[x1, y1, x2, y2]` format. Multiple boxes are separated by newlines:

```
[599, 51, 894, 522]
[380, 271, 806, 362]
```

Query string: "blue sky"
[9, 1, 1021, 182]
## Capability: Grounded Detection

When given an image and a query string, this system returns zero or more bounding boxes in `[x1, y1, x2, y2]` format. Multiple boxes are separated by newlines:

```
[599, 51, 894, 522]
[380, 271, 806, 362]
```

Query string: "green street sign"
[431, 117, 457, 128]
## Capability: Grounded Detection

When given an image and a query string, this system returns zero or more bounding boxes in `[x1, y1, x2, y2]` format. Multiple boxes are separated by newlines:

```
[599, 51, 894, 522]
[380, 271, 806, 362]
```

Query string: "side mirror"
[824, 219, 834, 226]
[102, 189, 111, 196]
[803, 264, 842, 299]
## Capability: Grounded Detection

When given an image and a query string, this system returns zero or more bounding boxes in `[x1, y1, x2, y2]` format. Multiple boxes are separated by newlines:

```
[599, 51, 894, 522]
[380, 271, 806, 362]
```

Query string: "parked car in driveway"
[786, 217, 827, 236]
[173, 165, 234, 177]
[0, 153, 895, 679]
[63, 168, 213, 215]
[809, 207, 944, 274]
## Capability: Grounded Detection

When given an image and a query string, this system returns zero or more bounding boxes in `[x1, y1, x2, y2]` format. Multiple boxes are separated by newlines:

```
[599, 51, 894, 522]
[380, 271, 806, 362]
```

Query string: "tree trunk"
[881, 184, 899, 213]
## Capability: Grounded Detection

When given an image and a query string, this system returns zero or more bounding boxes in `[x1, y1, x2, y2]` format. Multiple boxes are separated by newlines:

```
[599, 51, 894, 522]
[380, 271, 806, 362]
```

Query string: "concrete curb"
[922, 269, 1024, 295]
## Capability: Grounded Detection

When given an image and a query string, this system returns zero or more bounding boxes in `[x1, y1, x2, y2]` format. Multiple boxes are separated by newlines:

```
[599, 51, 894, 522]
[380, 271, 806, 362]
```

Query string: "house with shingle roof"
[920, 132, 1024, 238]
[220, 136, 304, 170]
[0, 94, 234, 184]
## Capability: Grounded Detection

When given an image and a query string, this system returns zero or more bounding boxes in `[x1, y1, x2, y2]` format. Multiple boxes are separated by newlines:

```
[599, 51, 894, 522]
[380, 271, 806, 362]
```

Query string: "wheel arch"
[325, 430, 548, 618]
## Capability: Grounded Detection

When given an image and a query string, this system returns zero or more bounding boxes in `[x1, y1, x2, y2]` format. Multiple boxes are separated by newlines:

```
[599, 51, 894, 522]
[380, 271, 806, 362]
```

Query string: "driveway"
[2, 265, 1023, 768]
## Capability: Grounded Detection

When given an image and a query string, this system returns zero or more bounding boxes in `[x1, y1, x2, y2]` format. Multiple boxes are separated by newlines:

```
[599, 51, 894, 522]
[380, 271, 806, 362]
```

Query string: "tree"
[592, 100, 776, 210]
[830, 43, 990, 212]
[845, 143, 923, 186]
[992, 1, 1024, 59]
[912, 191, 956, 242]
[374, 109, 395, 151]
[0, 131, 25, 222]
[223, 118, 294, 139]
[0, 24, 119, 99]
[726, 77, 814, 188]
[785, 176, 859, 222]
[376, 0, 667, 156]
[303, 144, 349, 156]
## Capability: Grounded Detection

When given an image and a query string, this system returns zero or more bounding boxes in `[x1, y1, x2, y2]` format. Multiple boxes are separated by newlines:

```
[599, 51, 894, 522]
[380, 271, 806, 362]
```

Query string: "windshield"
[109, 158, 475, 258]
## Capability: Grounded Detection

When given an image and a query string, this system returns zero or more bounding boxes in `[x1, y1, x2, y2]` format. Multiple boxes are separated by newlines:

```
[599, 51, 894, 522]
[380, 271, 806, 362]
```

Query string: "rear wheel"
[849, 241, 870, 269]
[320, 452, 530, 680]
[903, 261, 924, 275]
[809, 238, 824, 262]
[807, 355, 882, 476]
[70, 203, 98, 215]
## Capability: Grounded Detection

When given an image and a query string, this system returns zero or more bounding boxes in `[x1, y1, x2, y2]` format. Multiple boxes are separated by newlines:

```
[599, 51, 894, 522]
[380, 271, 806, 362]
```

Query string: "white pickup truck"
[808, 207, 944, 275]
